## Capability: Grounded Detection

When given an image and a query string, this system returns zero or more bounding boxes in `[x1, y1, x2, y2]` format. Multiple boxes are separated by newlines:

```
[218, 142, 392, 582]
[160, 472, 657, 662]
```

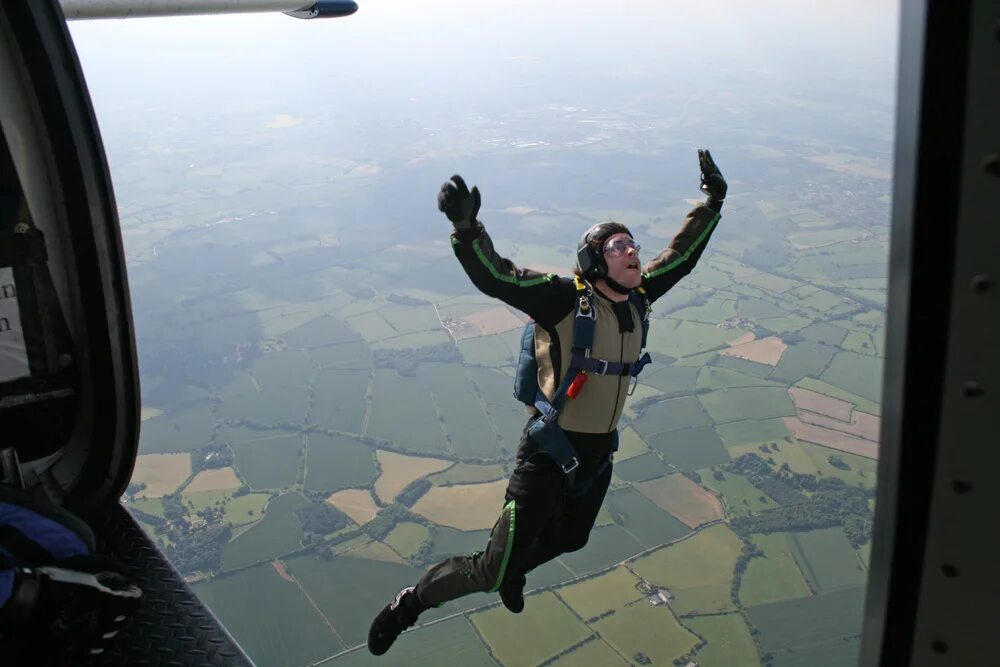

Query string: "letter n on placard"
[0, 266, 30, 382]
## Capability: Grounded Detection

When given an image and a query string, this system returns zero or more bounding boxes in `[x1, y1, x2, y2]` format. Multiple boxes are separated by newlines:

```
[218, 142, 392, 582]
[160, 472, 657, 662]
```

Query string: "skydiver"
[368, 150, 728, 656]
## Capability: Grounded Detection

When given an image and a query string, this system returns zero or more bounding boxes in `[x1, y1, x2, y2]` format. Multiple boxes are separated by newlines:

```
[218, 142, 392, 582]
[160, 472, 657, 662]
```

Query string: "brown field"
[374, 450, 453, 503]
[185, 467, 241, 493]
[636, 474, 724, 528]
[728, 332, 756, 346]
[788, 387, 853, 421]
[454, 306, 527, 339]
[783, 417, 879, 459]
[131, 453, 191, 497]
[799, 409, 881, 442]
[411, 479, 508, 530]
[720, 336, 787, 366]
[272, 559, 295, 583]
[326, 488, 379, 525]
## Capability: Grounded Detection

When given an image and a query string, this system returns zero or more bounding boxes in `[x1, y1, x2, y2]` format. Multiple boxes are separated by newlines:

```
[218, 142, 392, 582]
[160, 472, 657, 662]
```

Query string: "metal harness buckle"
[561, 457, 580, 474]
[596, 359, 609, 375]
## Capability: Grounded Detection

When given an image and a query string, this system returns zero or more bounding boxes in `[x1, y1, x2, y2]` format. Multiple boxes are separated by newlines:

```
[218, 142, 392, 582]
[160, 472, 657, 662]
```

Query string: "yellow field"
[720, 336, 788, 366]
[344, 540, 405, 564]
[185, 467, 241, 492]
[326, 488, 379, 525]
[636, 474, 724, 528]
[131, 453, 191, 497]
[374, 450, 453, 503]
[558, 566, 645, 620]
[631, 524, 744, 616]
[411, 479, 508, 530]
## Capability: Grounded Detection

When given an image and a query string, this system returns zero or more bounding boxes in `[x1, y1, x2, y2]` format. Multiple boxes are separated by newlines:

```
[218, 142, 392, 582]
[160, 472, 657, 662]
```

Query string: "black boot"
[367, 586, 425, 656]
[499, 574, 526, 614]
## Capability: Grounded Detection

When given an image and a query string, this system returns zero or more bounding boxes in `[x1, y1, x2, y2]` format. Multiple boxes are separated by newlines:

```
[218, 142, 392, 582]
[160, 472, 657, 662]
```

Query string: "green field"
[613, 451, 669, 483]
[771, 638, 861, 667]
[699, 469, 774, 517]
[639, 364, 699, 394]
[841, 330, 877, 356]
[716, 418, 793, 448]
[715, 355, 775, 379]
[384, 522, 431, 559]
[799, 441, 878, 489]
[550, 637, 630, 666]
[378, 303, 442, 334]
[347, 310, 397, 341]
[471, 591, 591, 666]
[685, 612, 760, 667]
[699, 387, 796, 424]
[645, 426, 731, 471]
[465, 365, 532, 454]
[615, 427, 650, 461]
[768, 342, 838, 384]
[557, 566, 645, 621]
[420, 363, 500, 458]
[593, 600, 699, 666]
[821, 351, 884, 403]
[329, 616, 495, 667]
[746, 586, 866, 654]
[697, 365, 783, 390]
[670, 295, 738, 323]
[604, 486, 691, 549]
[788, 528, 868, 594]
[428, 527, 490, 561]
[738, 296, 791, 319]
[182, 489, 229, 513]
[726, 440, 820, 477]
[367, 368, 450, 454]
[630, 524, 743, 615]
[284, 553, 429, 646]
[221, 492, 309, 570]
[128, 497, 165, 518]
[224, 493, 270, 526]
[633, 396, 713, 436]
[282, 314, 361, 348]
[457, 334, 514, 367]
[217, 368, 309, 426]
[304, 434, 377, 493]
[193, 563, 342, 667]
[797, 322, 848, 346]
[739, 533, 812, 607]
[557, 524, 644, 576]
[647, 319, 747, 359]
[139, 403, 215, 454]
[307, 340, 372, 369]
[311, 368, 368, 433]
[232, 434, 302, 489]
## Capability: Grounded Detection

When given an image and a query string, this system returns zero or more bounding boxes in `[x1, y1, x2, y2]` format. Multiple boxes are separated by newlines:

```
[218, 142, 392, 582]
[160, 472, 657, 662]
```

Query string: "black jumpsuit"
[414, 203, 722, 608]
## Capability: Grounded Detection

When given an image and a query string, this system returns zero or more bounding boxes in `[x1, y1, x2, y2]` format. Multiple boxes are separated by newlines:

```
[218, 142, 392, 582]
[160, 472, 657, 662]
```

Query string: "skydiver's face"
[603, 232, 642, 288]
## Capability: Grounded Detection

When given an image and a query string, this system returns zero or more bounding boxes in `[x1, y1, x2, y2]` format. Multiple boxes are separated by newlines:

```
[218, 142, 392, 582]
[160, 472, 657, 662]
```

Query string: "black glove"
[437, 174, 481, 232]
[698, 149, 727, 205]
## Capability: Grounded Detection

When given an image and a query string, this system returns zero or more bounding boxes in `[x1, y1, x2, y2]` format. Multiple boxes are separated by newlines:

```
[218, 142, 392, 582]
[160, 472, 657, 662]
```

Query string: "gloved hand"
[698, 149, 727, 204]
[437, 174, 481, 232]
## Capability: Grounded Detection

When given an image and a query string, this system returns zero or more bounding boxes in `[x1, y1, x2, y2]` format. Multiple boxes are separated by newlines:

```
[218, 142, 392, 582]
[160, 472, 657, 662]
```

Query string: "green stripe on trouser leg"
[488, 500, 516, 592]
[413, 499, 518, 607]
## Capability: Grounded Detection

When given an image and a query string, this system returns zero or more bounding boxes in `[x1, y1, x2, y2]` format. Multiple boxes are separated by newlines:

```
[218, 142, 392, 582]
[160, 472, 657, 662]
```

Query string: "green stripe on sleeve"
[643, 211, 721, 280]
[472, 239, 554, 287]
[489, 500, 517, 592]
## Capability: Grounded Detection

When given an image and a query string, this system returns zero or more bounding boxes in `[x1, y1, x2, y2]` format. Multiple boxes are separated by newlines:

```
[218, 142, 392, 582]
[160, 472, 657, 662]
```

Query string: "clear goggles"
[602, 238, 640, 258]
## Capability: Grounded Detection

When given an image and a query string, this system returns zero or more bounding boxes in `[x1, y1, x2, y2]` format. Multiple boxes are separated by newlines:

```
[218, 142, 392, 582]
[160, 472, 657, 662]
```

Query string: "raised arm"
[439, 175, 575, 325]
[641, 149, 728, 303]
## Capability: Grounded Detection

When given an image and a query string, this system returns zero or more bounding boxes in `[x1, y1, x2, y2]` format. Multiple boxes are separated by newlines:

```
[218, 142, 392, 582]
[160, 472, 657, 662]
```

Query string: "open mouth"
[627, 261, 640, 271]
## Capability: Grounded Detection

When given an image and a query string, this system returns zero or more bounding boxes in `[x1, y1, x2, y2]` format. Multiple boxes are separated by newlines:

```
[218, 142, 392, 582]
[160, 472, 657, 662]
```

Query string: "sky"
[68, 0, 900, 119]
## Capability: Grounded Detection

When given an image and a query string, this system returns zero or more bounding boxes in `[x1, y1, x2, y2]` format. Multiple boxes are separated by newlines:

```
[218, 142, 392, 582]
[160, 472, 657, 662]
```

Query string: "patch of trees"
[193, 443, 234, 472]
[387, 294, 430, 306]
[828, 454, 851, 471]
[295, 502, 350, 535]
[345, 286, 375, 299]
[125, 481, 147, 498]
[364, 504, 413, 541]
[161, 492, 188, 525]
[396, 479, 431, 508]
[166, 523, 232, 575]
[728, 454, 874, 546]
[374, 342, 462, 376]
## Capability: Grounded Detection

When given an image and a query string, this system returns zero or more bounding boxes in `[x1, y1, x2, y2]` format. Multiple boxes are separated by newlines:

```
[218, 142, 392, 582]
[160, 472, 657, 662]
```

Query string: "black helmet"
[576, 222, 633, 279]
